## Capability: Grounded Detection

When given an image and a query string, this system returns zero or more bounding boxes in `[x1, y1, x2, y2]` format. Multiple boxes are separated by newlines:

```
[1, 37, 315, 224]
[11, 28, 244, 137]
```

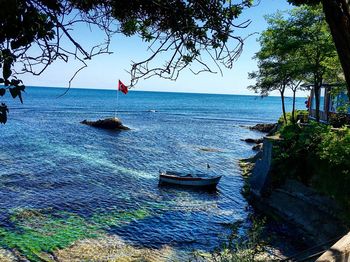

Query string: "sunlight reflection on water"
[0, 87, 306, 258]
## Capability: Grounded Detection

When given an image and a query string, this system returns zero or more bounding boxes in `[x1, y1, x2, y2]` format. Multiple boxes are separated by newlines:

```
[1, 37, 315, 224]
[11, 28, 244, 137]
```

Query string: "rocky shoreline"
[240, 123, 349, 260]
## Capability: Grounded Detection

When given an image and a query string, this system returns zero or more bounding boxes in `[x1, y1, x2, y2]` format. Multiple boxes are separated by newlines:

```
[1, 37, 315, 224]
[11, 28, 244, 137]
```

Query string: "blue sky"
[20, 0, 295, 95]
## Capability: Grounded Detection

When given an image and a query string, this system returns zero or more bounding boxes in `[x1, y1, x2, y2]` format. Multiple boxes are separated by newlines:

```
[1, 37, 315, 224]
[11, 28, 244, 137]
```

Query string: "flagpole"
[115, 80, 120, 119]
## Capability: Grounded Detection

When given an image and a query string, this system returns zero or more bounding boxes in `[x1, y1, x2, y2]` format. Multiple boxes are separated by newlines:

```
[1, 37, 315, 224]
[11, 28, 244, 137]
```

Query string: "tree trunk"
[280, 89, 287, 123]
[292, 89, 297, 124]
[321, 0, 350, 100]
[314, 85, 320, 122]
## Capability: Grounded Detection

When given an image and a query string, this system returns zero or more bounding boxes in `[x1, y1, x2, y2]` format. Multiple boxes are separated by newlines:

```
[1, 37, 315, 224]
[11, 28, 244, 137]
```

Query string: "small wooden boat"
[159, 171, 221, 189]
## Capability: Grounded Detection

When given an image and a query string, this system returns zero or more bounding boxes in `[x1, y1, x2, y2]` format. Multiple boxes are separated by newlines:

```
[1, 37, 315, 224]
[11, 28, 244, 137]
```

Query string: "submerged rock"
[54, 235, 181, 262]
[199, 147, 222, 152]
[81, 118, 130, 130]
[0, 248, 16, 262]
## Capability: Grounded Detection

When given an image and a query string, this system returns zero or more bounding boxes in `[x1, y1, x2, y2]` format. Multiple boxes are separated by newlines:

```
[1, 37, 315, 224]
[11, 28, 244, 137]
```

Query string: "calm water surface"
[0, 87, 305, 254]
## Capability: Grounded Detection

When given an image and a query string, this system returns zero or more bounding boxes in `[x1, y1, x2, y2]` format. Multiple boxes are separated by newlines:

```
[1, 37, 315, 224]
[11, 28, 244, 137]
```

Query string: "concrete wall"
[249, 136, 280, 196]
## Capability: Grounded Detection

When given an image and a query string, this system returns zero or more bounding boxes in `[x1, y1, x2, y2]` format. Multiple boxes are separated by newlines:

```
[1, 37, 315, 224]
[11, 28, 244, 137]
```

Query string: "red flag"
[118, 80, 128, 94]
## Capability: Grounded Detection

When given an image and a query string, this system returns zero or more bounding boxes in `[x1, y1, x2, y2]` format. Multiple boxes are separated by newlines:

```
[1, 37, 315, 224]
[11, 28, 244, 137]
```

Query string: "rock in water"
[81, 118, 130, 130]
[241, 138, 264, 144]
[249, 123, 277, 133]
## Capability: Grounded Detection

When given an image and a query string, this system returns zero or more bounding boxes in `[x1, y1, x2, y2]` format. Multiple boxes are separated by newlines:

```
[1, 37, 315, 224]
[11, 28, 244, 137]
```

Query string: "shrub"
[277, 110, 309, 125]
[328, 113, 350, 128]
[271, 120, 350, 214]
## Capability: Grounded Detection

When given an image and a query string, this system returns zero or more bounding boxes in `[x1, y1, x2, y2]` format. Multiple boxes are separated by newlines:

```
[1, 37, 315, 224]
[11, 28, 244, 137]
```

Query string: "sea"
[0, 86, 306, 258]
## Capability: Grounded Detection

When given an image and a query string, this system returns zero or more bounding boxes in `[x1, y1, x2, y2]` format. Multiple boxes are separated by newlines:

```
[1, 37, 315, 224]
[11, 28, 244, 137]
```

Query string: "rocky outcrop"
[81, 118, 130, 130]
[249, 123, 277, 134]
[239, 152, 262, 178]
[241, 138, 264, 144]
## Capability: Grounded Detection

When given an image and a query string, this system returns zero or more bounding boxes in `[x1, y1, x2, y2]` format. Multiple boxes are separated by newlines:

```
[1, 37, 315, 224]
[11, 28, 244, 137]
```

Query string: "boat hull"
[159, 173, 221, 189]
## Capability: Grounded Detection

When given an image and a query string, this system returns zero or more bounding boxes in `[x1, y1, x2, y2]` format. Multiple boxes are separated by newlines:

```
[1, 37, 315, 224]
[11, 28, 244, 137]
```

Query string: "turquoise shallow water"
[0, 87, 306, 253]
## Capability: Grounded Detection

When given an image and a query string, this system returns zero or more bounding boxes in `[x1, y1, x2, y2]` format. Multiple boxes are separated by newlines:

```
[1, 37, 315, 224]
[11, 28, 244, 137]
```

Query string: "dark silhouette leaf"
[9, 87, 18, 99]
[10, 79, 21, 86]
[0, 103, 8, 124]
[18, 85, 25, 92]
[18, 90, 23, 104]
[3, 61, 12, 80]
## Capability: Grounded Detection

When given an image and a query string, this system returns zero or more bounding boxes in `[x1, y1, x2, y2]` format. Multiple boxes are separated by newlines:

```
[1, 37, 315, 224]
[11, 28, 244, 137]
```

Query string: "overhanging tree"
[0, 0, 254, 123]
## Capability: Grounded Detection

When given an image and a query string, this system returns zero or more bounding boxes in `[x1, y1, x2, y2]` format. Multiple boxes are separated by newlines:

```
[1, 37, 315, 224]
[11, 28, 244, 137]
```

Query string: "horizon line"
[26, 85, 309, 98]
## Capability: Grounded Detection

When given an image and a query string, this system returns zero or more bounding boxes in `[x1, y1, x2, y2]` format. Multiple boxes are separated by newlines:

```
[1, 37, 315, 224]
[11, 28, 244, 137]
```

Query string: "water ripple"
[0, 87, 306, 255]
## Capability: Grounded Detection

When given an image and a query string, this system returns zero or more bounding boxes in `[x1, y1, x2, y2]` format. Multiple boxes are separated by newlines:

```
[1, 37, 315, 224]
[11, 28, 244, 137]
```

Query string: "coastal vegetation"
[240, 3, 350, 242]
[247, 6, 350, 227]
[271, 116, 350, 216]
[239, 111, 350, 260]
[249, 4, 343, 123]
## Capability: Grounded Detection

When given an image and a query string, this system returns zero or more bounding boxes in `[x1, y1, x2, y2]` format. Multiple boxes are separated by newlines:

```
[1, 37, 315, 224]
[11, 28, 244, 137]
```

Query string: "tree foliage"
[248, 12, 305, 123]
[0, 0, 254, 123]
[288, 0, 350, 100]
[290, 5, 342, 121]
[249, 5, 342, 122]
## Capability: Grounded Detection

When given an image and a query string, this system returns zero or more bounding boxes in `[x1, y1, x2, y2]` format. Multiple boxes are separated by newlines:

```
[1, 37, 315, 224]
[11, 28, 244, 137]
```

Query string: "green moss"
[241, 162, 255, 177]
[0, 208, 151, 261]
[0, 210, 101, 261]
[91, 209, 150, 228]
